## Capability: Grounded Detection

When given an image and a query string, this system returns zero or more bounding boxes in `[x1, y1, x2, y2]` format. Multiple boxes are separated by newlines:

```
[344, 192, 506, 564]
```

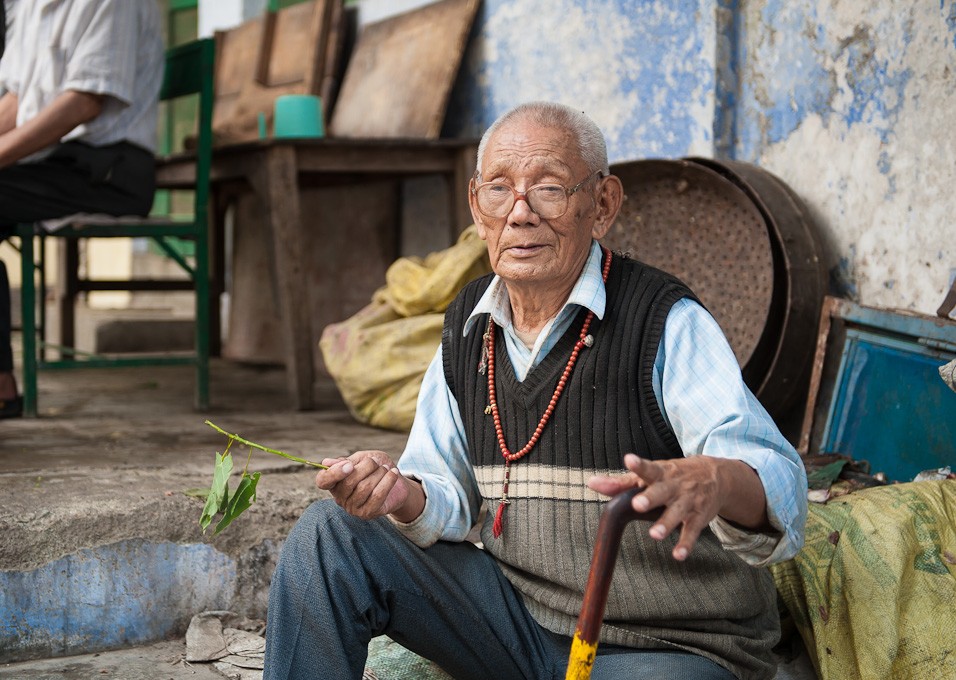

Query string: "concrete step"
[0, 640, 225, 680]
[0, 353, 408, 666]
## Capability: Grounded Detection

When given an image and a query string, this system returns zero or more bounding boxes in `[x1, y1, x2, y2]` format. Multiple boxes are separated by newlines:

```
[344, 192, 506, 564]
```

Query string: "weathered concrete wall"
[437, 0, 956, 315]
[445, 0, 723, 161]
[736, 1, 956, 313]
[1, 540, 237, 661]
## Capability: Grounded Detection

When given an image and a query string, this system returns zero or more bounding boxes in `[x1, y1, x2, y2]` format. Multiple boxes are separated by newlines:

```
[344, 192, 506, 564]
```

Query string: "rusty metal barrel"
[603, 158, 828, 438]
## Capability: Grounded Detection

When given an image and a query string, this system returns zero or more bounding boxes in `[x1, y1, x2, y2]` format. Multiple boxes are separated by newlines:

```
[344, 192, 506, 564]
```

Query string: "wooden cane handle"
[565, 487, 662, 680]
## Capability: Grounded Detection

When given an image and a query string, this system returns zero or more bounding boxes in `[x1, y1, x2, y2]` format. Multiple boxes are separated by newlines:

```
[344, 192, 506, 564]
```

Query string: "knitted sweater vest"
[441, 255, 779, 680]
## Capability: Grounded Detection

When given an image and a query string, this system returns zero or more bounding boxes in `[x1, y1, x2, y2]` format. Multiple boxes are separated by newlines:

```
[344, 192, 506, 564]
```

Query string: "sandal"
[0, 395, 23, 419]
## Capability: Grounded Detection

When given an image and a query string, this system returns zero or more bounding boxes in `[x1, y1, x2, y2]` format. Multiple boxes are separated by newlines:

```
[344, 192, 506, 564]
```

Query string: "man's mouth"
[506, 244, 546, 256]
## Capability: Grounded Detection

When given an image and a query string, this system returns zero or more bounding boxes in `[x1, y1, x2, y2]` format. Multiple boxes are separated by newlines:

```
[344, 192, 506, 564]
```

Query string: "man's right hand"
[316, 450, 418, 521]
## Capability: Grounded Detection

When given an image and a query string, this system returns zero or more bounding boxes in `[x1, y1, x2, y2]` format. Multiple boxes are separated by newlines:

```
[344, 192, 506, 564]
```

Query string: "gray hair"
[475, 101, 610, 178]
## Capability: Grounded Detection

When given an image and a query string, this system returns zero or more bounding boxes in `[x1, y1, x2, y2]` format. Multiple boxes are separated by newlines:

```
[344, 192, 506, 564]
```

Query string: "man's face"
[469, 121, 615, 291]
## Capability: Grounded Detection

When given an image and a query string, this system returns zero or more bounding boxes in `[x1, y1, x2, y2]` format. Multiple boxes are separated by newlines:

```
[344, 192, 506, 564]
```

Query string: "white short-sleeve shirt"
[0, 0, 164, 157]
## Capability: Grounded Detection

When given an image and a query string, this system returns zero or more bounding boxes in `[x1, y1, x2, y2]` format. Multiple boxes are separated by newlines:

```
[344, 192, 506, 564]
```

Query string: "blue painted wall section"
[737, 2, 917, 159]
[441, 0, 954, 312]
[0, 539, 236, 662]
[946, 0, 956, 49]
[734, 1, 955, 312]
[713, 0, 740, 158]
[445, 0, 721, 162]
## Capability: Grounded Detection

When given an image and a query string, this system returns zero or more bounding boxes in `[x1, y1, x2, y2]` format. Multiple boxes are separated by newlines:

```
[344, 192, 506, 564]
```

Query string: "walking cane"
[565, 487, 662, 680]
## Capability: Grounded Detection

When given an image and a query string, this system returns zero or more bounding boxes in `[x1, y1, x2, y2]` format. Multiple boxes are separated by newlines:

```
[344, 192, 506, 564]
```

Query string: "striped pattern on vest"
[442, 254, 780, 680]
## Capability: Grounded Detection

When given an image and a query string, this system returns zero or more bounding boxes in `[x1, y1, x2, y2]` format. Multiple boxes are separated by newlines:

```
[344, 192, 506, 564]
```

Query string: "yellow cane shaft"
[565, 632, 599, 680]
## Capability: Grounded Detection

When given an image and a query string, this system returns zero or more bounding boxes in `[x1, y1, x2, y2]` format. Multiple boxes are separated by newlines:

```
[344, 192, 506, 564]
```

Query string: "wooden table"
[157, 137, 478, 410]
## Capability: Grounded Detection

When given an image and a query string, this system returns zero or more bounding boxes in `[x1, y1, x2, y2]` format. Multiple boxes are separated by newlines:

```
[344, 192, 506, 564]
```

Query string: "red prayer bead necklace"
[487, 247, 612, 538]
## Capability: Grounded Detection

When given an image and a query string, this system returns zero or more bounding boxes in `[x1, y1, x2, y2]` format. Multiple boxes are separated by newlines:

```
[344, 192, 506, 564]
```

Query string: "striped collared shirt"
[0, 0, 164, 158]
[394, 241, 807, 567]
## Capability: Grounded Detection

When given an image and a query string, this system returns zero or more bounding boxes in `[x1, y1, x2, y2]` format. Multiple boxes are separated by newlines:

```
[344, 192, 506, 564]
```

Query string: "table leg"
[248, 146, 315, 410]
[207, 186, 230, 358]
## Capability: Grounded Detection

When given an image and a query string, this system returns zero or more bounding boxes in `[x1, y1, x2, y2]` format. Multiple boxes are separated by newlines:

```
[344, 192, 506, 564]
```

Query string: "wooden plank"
[213, 1, 339, 146]
[319, 0, 346, 121]
[329, 0, 480, 139]
[212, 18, 264, 129]
[226, 180, 400, 377]
[305, 0, 333, 94]
[157, 138, 478, 185]
[266, 0, 328, 88]
[254, 11, 276, 86]
[452, 142, 477, 232]
[798, 296, 838, 455]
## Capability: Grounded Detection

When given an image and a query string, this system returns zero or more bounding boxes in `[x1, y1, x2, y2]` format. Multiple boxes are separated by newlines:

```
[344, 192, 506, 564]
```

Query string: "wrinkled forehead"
[480, 121, 586, 180]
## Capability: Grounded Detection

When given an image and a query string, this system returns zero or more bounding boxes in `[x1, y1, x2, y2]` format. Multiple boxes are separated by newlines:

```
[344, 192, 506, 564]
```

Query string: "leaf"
[183, 487, 211, 499]
[806, 459, 848, 490]
[214, 471, 261, 535]
[200, 451, 233, 534]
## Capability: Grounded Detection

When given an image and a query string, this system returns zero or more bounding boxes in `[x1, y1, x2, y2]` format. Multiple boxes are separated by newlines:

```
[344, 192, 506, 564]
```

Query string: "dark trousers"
[265, 500, 737, 680]
[0, 141, 156, 372]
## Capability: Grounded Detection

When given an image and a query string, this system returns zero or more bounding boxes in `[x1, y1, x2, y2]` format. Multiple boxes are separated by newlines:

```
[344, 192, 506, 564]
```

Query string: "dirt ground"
[0, 358, 409, 570]
[0, 354, 409, 678]
[0, 640, 226, 680]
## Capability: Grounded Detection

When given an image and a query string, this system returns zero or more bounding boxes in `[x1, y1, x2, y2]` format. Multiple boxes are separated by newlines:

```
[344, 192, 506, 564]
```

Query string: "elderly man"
[264, 102, 807, 680]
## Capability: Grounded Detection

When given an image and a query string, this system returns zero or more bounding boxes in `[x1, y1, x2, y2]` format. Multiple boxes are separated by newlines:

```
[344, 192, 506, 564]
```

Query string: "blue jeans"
[264, 500, 737, 680]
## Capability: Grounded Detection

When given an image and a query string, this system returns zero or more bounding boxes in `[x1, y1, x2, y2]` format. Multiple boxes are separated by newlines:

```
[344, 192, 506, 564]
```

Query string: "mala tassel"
[492, 501, 507, 538]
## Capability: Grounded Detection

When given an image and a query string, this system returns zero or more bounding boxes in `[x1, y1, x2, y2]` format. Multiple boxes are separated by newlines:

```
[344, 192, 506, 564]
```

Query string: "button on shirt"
[393, 241, 808, 567]
[0, 0, 164, 158]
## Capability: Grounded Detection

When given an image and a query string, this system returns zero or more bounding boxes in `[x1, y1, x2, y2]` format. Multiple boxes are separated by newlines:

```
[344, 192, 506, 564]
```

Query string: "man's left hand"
[587, 453, 767, 561]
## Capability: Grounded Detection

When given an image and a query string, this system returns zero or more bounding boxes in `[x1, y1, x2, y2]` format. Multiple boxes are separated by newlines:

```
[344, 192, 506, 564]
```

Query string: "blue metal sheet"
[822, 327, 956, 482]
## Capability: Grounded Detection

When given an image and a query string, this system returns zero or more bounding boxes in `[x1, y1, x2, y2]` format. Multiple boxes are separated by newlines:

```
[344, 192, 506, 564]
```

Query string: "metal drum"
[603, 158, 828, 433]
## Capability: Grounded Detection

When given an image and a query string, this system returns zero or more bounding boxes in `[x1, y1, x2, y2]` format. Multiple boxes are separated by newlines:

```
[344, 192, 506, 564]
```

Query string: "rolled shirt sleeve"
[656, 299, 808, 566]
[6, 0, 164, 153]
[60, 0, 137, 104]
[390, 346, 484, 548]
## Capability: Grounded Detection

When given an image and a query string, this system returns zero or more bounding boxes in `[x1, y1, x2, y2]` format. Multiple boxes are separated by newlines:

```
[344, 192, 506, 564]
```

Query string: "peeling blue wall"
[444, 0, 722, 161]
[735, 1, 956, 311]
[433, 0, 956, 314]
[737, 1, 913, 156]
[0, 540, 237, 662]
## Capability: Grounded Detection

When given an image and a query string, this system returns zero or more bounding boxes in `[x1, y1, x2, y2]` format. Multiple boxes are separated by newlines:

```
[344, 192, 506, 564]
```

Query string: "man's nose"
[508, 193, 538, 225]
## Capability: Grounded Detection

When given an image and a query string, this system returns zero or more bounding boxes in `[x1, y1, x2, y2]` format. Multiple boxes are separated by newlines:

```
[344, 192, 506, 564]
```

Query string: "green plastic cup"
[273, 95, 324, 138]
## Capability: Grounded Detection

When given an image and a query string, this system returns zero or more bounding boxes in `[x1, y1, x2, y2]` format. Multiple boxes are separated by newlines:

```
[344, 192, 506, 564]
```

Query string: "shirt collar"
[464, 240, 608, 336]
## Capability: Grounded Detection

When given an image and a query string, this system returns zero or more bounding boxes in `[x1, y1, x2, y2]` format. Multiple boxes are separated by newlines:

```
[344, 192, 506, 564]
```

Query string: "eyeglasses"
[472, 170, 603, 219]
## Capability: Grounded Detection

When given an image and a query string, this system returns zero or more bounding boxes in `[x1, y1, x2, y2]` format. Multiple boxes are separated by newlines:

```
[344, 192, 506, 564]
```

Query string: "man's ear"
[468, 178, 489, 240]
[590, 174, 624, 240]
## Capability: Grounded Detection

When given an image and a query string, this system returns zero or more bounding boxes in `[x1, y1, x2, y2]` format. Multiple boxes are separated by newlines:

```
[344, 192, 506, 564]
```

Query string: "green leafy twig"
[198, 420, 328, 535]
[204, 420, 328, 469]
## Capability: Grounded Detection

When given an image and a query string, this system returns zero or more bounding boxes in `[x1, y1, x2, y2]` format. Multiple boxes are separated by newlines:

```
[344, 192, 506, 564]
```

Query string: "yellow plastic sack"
[771, 480, 956, 680]
[320, 226, 491, 431]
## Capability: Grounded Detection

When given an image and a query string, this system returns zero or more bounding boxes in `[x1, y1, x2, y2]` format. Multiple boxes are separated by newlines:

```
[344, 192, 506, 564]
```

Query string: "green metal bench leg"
[18, 225, 38, 417]
[195, 229, 210, 411]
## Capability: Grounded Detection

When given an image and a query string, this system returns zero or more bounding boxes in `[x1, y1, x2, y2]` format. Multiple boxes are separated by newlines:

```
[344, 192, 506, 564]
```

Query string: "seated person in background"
[0, 0, 164, 418]
[263, 101, 808, 680]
